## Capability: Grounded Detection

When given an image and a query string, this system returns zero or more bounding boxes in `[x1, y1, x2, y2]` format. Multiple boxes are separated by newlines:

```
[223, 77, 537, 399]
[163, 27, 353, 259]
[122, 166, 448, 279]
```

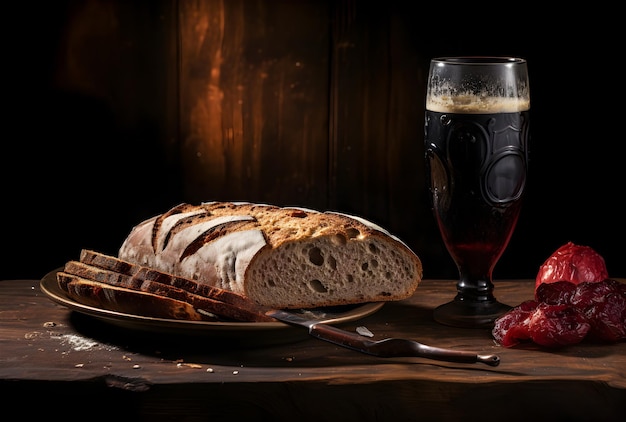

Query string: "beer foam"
[426, 94, 530, 113]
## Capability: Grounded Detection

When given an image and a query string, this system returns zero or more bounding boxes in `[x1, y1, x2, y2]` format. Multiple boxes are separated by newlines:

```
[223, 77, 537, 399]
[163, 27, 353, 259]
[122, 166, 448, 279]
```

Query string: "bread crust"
[57, 273, 213, 321]
[119, 202, 423, 309]
[79, 249, 268, 313]
[61, 254, 275, 322]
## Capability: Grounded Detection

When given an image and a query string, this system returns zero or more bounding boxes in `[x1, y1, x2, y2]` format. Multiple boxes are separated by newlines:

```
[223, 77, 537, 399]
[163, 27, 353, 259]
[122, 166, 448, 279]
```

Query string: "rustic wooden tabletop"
[1, 275, 624, 421]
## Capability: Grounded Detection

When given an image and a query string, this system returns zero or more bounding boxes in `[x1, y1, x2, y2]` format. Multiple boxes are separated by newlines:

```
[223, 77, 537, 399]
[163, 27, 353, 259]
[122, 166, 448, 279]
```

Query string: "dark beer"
[424, 108, 530, 292]
[424, 57, 530, 327]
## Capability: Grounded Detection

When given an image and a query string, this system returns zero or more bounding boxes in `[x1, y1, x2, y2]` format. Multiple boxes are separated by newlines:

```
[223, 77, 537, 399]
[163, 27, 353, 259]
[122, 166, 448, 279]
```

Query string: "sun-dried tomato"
[535, 242, 608, 292]
[491, 300, 537, 347]
[570, 279, 622, 308]
[494, 278, 625, 348]
[527, 303, 590, 347]
[494, 243, 624, 349]
[573, 281, 626, 342]
[535, 280, 577, 304]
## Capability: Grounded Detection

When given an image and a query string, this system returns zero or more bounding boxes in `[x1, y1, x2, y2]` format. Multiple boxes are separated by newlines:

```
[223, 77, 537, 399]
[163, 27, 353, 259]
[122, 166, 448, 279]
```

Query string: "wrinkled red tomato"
[494, 279, 625, 347]
[492, 300, 537, 347]
[535, 242, 608, 293]
[493, 243, 625, 348]
[527, 303, 590, 347]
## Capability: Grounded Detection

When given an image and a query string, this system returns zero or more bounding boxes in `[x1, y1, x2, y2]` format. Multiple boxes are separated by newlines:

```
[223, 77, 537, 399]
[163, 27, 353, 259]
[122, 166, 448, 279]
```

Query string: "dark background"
[2, 0, 623, 282]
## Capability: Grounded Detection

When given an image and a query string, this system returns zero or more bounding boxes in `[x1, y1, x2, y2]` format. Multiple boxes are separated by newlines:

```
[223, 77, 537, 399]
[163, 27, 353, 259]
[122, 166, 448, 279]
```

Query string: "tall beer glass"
[424, 57, 530, 328]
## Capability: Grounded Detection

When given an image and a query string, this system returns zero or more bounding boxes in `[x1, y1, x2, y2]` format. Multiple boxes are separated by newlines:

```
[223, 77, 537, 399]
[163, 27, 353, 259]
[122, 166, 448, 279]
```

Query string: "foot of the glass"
[433, 299, 512, 329]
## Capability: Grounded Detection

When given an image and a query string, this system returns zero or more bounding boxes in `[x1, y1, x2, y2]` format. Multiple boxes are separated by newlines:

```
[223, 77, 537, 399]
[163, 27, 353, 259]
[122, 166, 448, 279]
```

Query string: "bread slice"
[61, 258, 274, 322]
[79, 249, 268, 314]
[57, 272, 214, 321]
[118, 201, 423, 309]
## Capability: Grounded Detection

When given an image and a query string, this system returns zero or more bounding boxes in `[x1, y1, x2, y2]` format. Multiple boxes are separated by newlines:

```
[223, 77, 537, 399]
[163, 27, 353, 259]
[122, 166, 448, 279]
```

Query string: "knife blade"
[267, 309, 500, 367]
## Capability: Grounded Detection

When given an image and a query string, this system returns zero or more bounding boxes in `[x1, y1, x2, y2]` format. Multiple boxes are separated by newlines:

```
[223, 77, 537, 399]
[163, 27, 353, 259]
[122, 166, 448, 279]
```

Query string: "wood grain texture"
[1, 278, 624, 420]
[178, 0, 330, 208]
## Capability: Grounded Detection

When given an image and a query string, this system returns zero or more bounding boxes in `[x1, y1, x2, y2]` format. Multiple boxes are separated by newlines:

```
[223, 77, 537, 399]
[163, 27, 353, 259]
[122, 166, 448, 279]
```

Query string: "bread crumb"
[356, 326, 374, 337]
[177, 362, 202, 369]
[63, 334, 99, 351]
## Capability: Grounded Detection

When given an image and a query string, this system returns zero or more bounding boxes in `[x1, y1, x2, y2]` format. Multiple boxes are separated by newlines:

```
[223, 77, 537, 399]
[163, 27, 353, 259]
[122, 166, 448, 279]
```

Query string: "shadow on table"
[65, 300, 513, 371]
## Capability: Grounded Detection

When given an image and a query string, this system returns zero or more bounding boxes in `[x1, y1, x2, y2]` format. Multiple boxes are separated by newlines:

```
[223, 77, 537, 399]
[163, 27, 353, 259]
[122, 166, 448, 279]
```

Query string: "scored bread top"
[119, 201, 423, 309]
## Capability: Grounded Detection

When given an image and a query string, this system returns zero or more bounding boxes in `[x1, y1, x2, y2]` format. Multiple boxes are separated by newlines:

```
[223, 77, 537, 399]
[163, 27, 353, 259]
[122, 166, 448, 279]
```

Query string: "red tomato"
[535, 242, 609, 293]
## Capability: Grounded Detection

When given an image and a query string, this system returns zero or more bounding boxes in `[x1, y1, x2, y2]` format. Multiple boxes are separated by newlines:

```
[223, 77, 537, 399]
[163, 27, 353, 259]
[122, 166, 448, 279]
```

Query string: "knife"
[267, 309, 500, 367]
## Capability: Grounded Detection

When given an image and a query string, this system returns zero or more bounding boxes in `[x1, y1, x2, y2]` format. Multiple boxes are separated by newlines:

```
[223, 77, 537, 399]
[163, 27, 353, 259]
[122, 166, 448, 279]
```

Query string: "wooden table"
[1, 276, 624, 421]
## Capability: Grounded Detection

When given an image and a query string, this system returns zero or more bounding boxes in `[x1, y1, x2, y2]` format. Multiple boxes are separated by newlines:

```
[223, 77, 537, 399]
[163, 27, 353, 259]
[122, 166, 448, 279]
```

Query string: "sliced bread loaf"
[57, 272, 215, 321]
[118, 201, 423, 309]
[79, 249, 268, 314]
[60, 256, 275, 322]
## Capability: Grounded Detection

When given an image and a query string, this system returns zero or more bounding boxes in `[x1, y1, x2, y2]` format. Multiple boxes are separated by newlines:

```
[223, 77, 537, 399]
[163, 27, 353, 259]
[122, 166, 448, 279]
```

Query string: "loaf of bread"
[118, 201, 423, 309]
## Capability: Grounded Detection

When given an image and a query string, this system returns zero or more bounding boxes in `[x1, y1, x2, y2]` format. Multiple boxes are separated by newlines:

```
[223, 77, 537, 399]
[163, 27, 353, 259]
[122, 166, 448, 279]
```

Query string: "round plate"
[40, 269, 384, 340]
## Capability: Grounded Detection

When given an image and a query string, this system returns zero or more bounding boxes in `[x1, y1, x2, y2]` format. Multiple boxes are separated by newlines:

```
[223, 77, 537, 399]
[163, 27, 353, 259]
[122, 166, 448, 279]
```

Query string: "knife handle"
[309, 323, 500, 366]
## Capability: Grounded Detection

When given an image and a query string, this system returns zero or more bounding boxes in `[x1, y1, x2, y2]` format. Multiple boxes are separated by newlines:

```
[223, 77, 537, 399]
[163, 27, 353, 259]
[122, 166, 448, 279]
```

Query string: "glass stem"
[455, 274, 496, 303]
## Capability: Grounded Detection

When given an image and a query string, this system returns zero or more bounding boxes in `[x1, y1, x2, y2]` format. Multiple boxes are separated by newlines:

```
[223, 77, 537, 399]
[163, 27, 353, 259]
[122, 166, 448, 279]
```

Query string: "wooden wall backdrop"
[178, 0, 330, 207]
[3, 0, 624, 283]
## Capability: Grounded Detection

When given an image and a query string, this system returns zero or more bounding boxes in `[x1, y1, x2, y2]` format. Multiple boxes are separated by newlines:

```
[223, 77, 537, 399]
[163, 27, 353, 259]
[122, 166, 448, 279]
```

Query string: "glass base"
[433, 299, 512, 329]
